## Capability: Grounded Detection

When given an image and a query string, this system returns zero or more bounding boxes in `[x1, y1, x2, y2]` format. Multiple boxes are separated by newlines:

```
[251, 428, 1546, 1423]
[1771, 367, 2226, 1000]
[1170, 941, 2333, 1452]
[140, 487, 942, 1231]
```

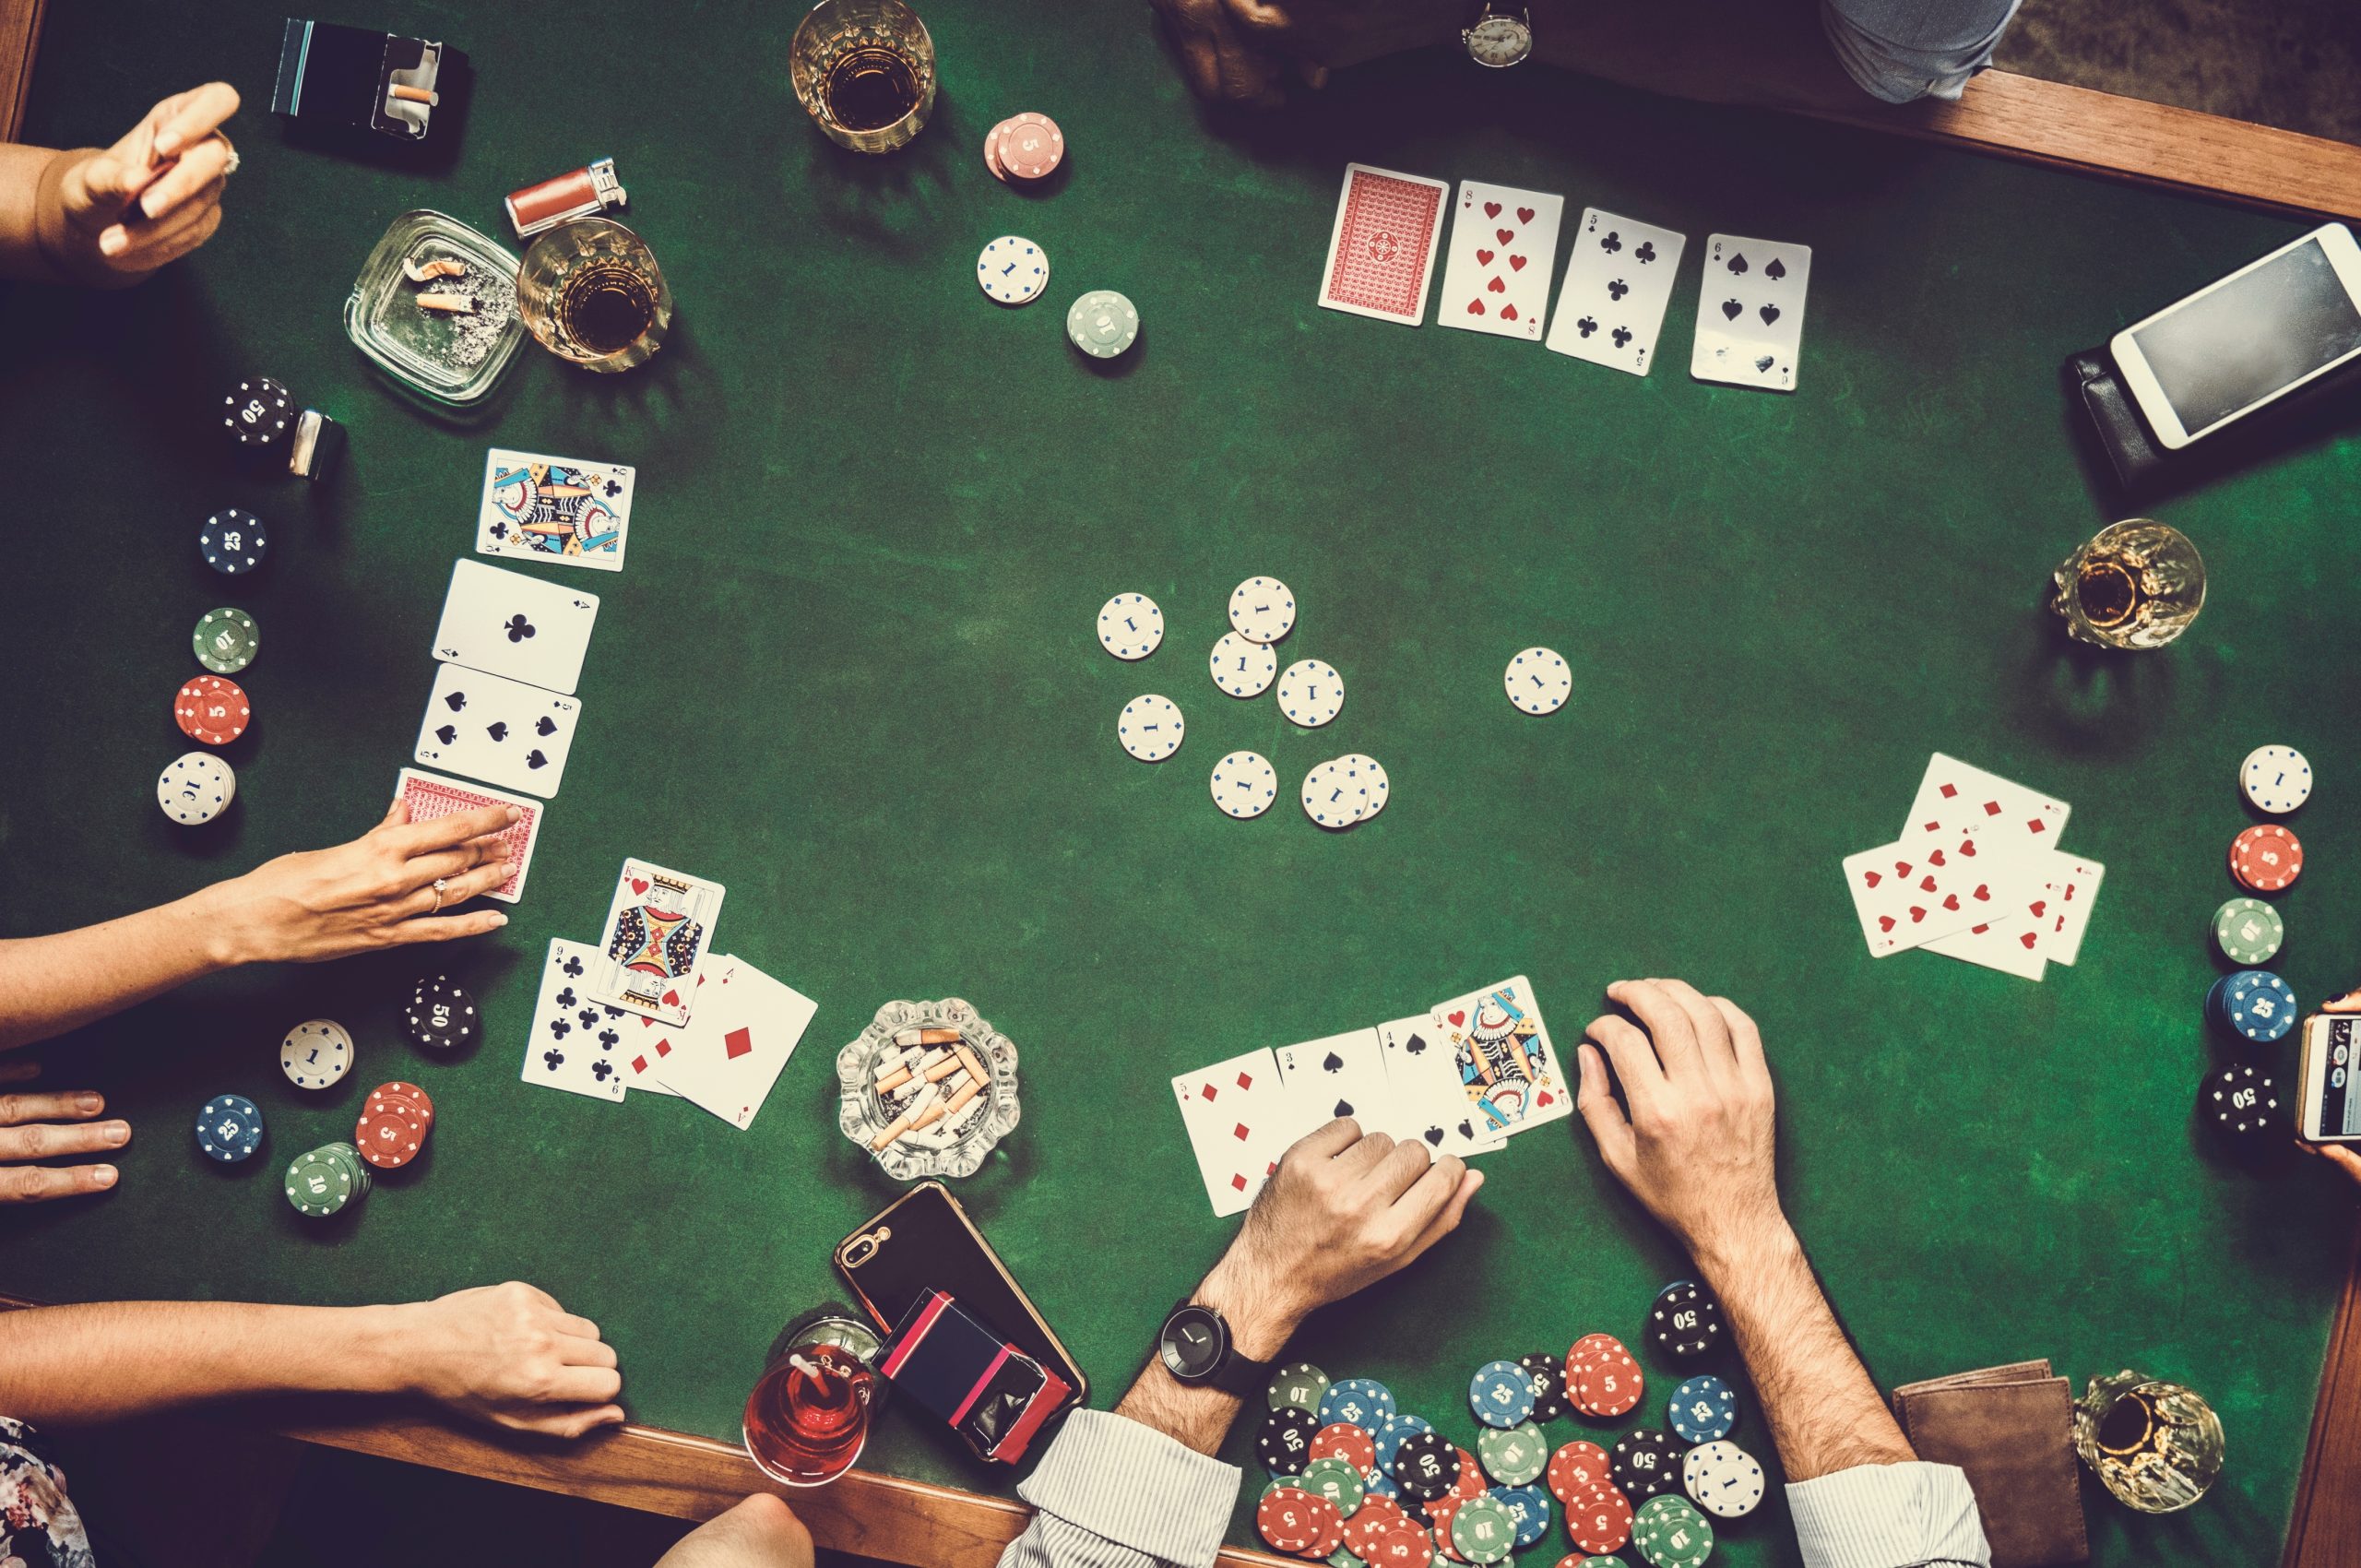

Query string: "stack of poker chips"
[354, 1080, 434, 1170]
[157, 753, 236, 826]
[867, 1027, 991, 1153]
[981, 111, 1063, 184]
[194, 1094, 265, 1164]
[2207, 969, 2298, 1045]
[174, 675, 251, 746]
[284, 1141, 372, 1217]
[406, 975, 480, 1051]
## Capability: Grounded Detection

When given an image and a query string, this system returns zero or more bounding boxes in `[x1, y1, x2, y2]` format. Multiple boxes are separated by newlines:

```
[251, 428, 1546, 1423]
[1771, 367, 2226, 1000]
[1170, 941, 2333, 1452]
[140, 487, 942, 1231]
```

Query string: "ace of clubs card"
[476, 448, 635, 573]
[519, 938, 629, 1102]
[1546, 208, 1689, 375]
[1436, 181, 1565, 342]
[588, 859, 726, 1026]
[1691, 233, 1812, 391]
[1318, 164, 1450, 327]
[433, 559, 601, 695]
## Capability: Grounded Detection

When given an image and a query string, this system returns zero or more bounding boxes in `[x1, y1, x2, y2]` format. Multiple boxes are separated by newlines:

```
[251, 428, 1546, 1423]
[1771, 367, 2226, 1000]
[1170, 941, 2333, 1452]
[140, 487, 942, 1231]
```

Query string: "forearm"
[0, 887, 240, 1050]
[1111, 1253, 1303, 1455]
[0, 142, 124, 287]
[1695, 1220, 1916, 1480]
[0, 1300, 414, 1425]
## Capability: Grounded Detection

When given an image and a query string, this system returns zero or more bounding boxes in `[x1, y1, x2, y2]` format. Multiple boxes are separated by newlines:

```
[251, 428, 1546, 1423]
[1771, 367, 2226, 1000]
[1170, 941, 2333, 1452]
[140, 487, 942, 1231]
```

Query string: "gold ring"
[431, 877, 448, 914]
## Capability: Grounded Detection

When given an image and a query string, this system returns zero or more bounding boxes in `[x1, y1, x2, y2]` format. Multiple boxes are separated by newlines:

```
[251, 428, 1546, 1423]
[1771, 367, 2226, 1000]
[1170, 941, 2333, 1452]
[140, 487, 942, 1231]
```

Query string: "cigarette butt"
[943, 1075, 984, 1116]
[923, 1053, 965, 1083]
[870, 1111, 916, 1151]
[894, 1027, 964, 1047]
[913, 1096, 949, 1130]
[389, 84, 440, 105]
[954, 1043, 987, 1084]
[415, 292, 478, 314]
[875, 1064, 913, 1094]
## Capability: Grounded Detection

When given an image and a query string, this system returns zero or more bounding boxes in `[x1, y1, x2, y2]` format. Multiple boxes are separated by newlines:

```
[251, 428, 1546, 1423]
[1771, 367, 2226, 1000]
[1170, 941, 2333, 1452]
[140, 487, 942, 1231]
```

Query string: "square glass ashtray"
[345, 209, 525, 405]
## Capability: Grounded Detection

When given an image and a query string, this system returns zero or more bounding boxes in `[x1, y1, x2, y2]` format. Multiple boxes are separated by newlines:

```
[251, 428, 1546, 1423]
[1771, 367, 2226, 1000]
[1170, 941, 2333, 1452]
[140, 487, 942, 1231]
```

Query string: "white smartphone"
[2298, 1014, 2361, 1145]
[2109, 221, 2361, 449]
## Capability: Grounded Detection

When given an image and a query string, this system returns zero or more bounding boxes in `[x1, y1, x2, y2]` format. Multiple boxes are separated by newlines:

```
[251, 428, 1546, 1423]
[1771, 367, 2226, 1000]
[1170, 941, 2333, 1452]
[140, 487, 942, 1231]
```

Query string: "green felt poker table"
[5, 2, 2361, 1564]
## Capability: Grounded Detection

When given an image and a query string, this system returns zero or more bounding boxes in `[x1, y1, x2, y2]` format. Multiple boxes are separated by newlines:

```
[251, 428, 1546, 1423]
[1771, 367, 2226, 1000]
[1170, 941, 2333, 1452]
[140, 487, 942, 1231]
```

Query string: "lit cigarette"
[415, 292, 478, 315]
[895, 1027, 963, 1047]
[389, 85, 440, 105]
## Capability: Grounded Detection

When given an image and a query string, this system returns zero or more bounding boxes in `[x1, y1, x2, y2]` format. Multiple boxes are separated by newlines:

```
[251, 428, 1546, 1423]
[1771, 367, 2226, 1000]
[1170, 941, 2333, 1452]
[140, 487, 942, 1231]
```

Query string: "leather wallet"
[1891, 1360, 2089, 1568]
[2066, 341, 2361, 496]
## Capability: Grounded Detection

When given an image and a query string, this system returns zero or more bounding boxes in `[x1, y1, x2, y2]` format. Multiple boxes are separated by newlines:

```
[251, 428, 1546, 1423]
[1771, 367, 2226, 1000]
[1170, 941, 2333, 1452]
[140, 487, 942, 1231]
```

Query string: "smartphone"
[2299, 1015, 2361, 1145]
[835, 1181, 1087, 1404]
[2108, 221, 2361, 449]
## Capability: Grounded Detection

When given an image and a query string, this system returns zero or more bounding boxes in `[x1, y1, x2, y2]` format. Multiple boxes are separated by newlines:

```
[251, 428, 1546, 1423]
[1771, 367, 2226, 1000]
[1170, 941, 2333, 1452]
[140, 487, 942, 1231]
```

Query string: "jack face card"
[1547, 208, 1688, 375]
[653, 956, 818, 1130]
[412, 664, 581, 798]
[1436, 181, 1564, 343]
[1429, 977, 1572, 1138]
[1171, 1047, 1313, 1218]
[520, 939, 630, 1102]
[1318, 164, 1450, 327]
[392, 767, 542, 904]
[432, 559, 600, 695]
[589, 859, 726, 1026]
[1842, 835, 2010, 956]
[476, 448, 635, 573]
[1691, 233, 1812, 392]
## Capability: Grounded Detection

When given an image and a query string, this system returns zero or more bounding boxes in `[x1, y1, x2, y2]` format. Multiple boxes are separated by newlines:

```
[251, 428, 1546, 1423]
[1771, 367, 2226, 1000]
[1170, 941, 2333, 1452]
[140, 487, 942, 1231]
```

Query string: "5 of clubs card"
[1436, 181, 1565, 342]
[476, 448, 635, 573]
[589, 859, 727, 1026]
[1691, 233, 1812, 391]
[1547, 208, 1689, 375]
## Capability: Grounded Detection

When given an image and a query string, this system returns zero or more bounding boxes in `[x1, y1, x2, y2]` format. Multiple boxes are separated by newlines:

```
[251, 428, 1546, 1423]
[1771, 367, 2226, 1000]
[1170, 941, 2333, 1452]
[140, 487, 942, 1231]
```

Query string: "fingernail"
[506, 807, 523, 822]
[490, 913, 509, 927]
[105, 1123, 129, 1146]
[92, 1166, 117, 1187]
[1575, 1047, 1595, 1087]
[76, 1093, 102, 1113]
[98, 228, 126, 255]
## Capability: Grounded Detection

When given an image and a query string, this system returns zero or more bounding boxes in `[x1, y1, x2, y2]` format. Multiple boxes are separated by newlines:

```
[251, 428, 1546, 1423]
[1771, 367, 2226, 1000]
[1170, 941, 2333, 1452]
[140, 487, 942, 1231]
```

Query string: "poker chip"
[1257, 1486, 1340, 1555]
[157, 751, 235, 826]
[2225, 970, 2297, 1043]
[1450, 1493, 1516, 1563]
[1564, 1560, 1632, 1568]
[1299, 1455, 1367, 1515]
[1494, 1484, 1551, 1549]
[1346, 1494, 1418, 1562]
[174, 675, 250, 746]
[284, 1141, 370, 1217]
[223, 377, 294, 451]
[1505, 647, 1572, 715]
[369, 1079, 435, 1129]
[1212, 751, 1278, 819]
[1471, 1359, 1538, 1428]
[199, 508, 267, 575]
[1422, 1490, 1466, 1552]
[997, 112, 1064, 181]
[195, 1094, 264, 1163]
[981, 115, 1016, 180]
[1269, 1362, 1333, 1413]
[1392, 1430, 1458, 1501]
[1302, 758, 1367, 828]
[1319, 1377, 1397, 1432]
[1680, 1440, 1763, 1519]
[1646, 1281, 1725, 1361]
[1631, 1493, 1713, 1568]
[1258, 1406, 1323, 1473]
[280, 1019, 355, 1089]
[1228, 576, 1297, 645]
[193, 608, 259, 674]
[1276, 659, 1346, 728]
[1210, 631, 1278, 697]
[1548, 1440, 1613, 1505]
[355, 1095, 427, 1170]
[1372, 1411, 1434, 1471]
[1609, 1431, 1684, 1503]
[1117, 694, 1185, 762]
[2213, 897, 2284, 966]
[406, 974, 480, 1050]
[1066, 290, 1139, 359]
[1563, 1481, 1635, 1554]
[2230, 824, 2302, 892]
[1516, 1351, 1568, 1422]
[1097, 593, 1164, 659]
[2240, 745, 2311, 814]
[1338, 754, 1391, 820]
[1311, 1420, 1379, 1475]
[1572, 1342, 1644, 1418]
[1477, 1421, 1547, 1485]
[1367, 1522, 1438, 1566]
[977, 235, 1049, 305]
[1667, 1377, 1737, 1443]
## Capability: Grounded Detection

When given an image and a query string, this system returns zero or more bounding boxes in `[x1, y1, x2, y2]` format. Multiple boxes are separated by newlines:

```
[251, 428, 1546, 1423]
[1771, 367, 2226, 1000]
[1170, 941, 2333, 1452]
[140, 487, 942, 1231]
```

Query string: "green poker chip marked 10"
[193, 607, 259, 674]
[1575, 1559, 1633, 1568]
[1065, 289, 1139, 359]
[1631, 1493, 1714, 1568]
[1477, 1420, 1548, 1485]
[2213, 897, 2284, 965]
[1450, 1492, 1518, 1564]
[1269, 1361, 1333, 1413]
[1297, 1455, 1366, 1515]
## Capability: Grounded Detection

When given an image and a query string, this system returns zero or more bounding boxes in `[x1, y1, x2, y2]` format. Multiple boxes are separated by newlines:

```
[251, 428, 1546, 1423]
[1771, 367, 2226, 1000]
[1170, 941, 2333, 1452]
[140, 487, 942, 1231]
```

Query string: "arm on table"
[1577, 978, 1988, 1568]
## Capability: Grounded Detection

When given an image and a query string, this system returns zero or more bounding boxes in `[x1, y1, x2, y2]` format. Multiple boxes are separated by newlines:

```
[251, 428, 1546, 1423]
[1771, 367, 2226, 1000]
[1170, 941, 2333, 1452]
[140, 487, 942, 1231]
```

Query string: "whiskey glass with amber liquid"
[2073, 1370, 2224, 1513]
[789, 0, 937, 153]
[2048, 519, 2207, 649]
[516, 218, 672, 373]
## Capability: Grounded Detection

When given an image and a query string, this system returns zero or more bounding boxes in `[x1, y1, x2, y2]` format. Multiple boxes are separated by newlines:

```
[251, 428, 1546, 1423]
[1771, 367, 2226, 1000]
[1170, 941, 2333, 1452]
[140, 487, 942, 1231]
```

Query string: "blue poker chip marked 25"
[977, 235, 1048, 304]
[200, 509, 267, 575]
[1117, 695, 1184, 761]
[1667, 1375, 1738, 1443]
[1097, 593, 1164, 659]
[1212, 751, 1277, 818]
[1276, 659, 1345, 728]
[1506, 647, 1571, 714]
[1470, 1359, 1538, 1428]
[195, 1094, 265, 1163]
[1316, 1376, 1395, 1431]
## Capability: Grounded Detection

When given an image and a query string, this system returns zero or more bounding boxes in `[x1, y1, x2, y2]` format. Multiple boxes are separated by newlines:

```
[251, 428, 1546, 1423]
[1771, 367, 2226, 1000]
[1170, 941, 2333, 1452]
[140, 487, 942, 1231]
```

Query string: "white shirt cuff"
[1015, 1408, 1243, 1568]
[1786, 1460, 1993, 1568]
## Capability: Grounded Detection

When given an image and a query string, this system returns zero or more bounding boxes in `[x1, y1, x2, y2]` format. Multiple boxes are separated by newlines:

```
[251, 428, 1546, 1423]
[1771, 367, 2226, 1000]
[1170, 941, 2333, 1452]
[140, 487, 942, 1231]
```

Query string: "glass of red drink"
[744, 1312, 885, 1487]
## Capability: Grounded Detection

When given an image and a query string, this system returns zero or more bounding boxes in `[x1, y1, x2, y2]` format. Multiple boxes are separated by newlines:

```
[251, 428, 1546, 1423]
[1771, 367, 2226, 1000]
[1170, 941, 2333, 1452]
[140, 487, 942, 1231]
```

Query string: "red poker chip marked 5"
[1256, 1486, 1340, 1555]
[997, 112, 1064, 180]
[1311, 1420, 1378, 1474]
[1548, 1440, 1613, 1504]
[2230, 824, 2302, 892]
[175, 675, 251, 745]
[1574, 1349, 1644, 1418]
[1368, 1522, 1438, 1567]
[355, 1103, 424, 1168]
[1347, 1495, 1416, 1559]
[1564, 1481, 1634, 1553]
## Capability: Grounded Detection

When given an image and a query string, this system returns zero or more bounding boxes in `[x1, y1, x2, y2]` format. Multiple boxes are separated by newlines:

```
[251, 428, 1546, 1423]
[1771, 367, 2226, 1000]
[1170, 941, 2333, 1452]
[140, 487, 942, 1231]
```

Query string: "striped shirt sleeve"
[999, 1408, 1244, 1568]
[1786, 1461, 1992, 1568]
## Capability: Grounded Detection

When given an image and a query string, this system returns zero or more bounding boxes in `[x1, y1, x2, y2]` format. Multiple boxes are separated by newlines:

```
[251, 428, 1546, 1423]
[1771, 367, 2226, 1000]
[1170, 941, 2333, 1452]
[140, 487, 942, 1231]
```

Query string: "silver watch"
[1463, 2, 1533, 67]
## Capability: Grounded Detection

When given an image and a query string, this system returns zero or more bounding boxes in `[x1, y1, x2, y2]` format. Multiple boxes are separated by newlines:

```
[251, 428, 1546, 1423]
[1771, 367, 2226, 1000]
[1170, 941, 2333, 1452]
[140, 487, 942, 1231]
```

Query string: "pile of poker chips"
[2228, 824, 2303, 893]
[284, 1140, 371, 1217]
[194, 1094, 265, 1163]
[157, 752, 236, 826]
[982, 111, 1064, 184]
[1253, 1281, 1762, 1565]
[2206, 969, 2297, 1045]
[406, 975, 481, 1051]
[174, 675, 251, 746]
[355, 1080, 435, 1170]
[2212, 897, 2284, 966]
[1066, 290, 1139, 360]
[2195, 745, 2312, 1146]
[161, 609, 260, 825]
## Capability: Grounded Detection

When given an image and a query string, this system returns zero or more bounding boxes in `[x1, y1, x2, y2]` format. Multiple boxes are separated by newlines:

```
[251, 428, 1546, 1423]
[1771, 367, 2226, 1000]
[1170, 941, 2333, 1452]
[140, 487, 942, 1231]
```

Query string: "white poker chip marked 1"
[1228, 577, 1297, 645]
[1117, 695, 1185, 762]
[2240, 744, 2312, 814]
[1275, 659, 1345, 728]
[157, 751, 236, 826]
[1505, 647, 1572, 715]
[1301, 757, 1367, 827]
[1209, 631, 1278, 697]
[279, 1018, 355, 1089]
[1338, 754, 1390, 819]
[1098, 593, 1165, 660]
[1211, 751, 1279, 818]
[977, 235, 1049, 305]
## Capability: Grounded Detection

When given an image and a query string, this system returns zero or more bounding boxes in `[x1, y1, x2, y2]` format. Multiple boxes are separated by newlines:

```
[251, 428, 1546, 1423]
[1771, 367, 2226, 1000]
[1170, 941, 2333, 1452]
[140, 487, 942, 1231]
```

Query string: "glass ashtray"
[344, 209, 524, 405]
[836, 998, 1019, 1181]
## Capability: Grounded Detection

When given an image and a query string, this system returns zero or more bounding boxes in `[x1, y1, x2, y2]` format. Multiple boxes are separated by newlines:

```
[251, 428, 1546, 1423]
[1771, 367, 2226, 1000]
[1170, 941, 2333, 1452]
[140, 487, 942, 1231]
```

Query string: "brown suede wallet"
[1891, 1360, 2090, 1568]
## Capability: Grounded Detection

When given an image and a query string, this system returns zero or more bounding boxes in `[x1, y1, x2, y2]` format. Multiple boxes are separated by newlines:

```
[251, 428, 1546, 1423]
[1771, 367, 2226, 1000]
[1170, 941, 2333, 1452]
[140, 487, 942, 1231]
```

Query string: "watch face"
[1161, 1306, 1226, 1380]
[1466, 16, 1531, 66]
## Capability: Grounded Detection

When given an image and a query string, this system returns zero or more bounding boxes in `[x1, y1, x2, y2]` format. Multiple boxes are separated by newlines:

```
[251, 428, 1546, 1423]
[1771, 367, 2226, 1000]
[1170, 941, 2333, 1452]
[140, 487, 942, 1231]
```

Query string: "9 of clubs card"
[1318, 164, 1450, 327]
[589, 859, 727, 1026]
[1436, 182, 1564, 342]
[1546, 208, 1689, 375]
[1691, 233, 1812, 392]
[520, 938, 629, 1102]
[476, 448, 635, 573]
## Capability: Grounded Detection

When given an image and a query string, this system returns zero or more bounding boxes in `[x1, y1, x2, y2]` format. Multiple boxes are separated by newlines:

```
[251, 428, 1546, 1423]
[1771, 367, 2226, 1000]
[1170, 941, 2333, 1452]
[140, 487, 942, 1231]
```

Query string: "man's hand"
[1576, 979, 1782, 1265]
[1200, 1119, 1484, 1356]
[195, 799, 517, 966]
[655, 1494, 814, 1568]
[391, 1282, 625, 1439]
[2308, 1143, 2361, 1186]
[0, 1076, 128, 1202]
[37, 83, 239, 282]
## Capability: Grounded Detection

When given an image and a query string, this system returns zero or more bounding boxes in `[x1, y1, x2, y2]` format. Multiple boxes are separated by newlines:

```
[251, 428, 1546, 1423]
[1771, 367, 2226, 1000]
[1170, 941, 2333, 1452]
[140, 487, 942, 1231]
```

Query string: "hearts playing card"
[519, 938, 629, 1102]
[1842, 835, 2011, 956]
[588, 859, 727, 1026]
[1318, 164, 1450, 327]
[476, 448, 634, 573]
[412, 664, 581, 798]
[1546, 208, 1689, 375]
[392, 768, 542, 904]
[1436, 181, 1565, 344]
[2031, 853, 2105, 965]
[1171, 1047, 1313, 1217]
[1691, 233, 1812, 391]
[433, 560, 600, 695]
[1428, 976, 1573, 1138]
[653, 955, 818, 1130]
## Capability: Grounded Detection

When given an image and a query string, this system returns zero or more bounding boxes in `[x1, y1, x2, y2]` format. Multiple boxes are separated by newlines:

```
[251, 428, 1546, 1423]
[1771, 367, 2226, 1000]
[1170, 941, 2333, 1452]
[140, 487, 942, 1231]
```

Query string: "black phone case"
[2065, 342, 2361, 496]
[835, 1182, 1087, 1401]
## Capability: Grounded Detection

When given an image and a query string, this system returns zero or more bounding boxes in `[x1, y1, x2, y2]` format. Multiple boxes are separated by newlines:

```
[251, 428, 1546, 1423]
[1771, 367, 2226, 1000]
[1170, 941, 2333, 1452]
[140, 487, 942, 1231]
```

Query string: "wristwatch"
[1463, 3, 1534, 68]
[1157, 1300, 1274, 1398]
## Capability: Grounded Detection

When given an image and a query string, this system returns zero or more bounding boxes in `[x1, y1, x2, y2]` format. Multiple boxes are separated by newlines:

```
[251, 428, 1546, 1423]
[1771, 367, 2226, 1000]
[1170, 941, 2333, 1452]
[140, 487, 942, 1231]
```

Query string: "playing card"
[393, 768, 542, 904]
[412, 663, 581, 798]
[1901, 753, 2070, 853]
[1318, 164, 1450, 327]
[1428, 976, 1574, 1138]
[1920, 911, 2049, 980]
[2032, 853, 2106, 966]
[518, 938, 629, 1102]
[588, 859, 727, 1026]
[654, 955, 819, 1130]
[1436, 181, 1564, 343]
[1691, 233, 1812, 391]
[432, 559, 600, 695]
[1171, 1047, 1313, 1218]
[476, 448, 635, 573]
[1377, 1015, 1507, 1158]
[1275, 1028, 1396, 1129]
[1546, 208, 1688, 375]
[1842, 835, 2015, 956]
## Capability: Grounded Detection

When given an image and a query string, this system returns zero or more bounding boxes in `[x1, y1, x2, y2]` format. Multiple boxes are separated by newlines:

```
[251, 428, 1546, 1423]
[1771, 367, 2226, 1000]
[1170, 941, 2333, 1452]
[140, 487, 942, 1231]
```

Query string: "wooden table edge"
[0, 0, 45, 141]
